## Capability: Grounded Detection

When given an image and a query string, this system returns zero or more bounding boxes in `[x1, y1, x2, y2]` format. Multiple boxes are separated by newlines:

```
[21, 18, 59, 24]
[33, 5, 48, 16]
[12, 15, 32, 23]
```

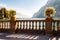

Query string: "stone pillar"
[46, 18, 53, 35]
[57, 22, 60, 35]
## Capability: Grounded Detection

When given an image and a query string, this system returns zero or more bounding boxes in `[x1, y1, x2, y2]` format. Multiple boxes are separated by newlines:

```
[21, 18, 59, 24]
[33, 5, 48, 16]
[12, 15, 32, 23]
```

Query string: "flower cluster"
[44, 7, 56, 18]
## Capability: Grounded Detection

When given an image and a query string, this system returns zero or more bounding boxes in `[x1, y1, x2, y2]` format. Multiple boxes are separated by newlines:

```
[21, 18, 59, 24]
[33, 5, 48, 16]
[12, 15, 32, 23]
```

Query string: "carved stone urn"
[44, 7, 56, 34]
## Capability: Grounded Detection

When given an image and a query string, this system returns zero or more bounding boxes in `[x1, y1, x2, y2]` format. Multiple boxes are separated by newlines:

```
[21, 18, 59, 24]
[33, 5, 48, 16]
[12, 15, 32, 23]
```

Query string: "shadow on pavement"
[0, 33, 60, 40]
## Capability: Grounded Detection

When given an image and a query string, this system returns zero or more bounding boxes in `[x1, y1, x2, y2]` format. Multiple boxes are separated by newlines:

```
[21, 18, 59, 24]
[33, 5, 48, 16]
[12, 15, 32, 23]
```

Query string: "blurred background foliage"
[0, 8, 16, 20]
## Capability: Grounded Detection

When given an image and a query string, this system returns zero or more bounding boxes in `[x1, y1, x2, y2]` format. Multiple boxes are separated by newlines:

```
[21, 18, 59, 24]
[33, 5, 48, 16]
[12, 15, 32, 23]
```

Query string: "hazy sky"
[0, 0, 48, 18]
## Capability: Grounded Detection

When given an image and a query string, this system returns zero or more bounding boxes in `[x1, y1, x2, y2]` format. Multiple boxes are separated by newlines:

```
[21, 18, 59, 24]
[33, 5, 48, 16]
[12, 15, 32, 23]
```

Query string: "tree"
[1, 8, 6, 18]
[0, 8, 16, 20]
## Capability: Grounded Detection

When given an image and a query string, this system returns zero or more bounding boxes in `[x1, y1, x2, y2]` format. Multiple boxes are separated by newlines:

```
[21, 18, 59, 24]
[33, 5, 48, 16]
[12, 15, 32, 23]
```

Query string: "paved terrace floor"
[0, 33, 60, 40]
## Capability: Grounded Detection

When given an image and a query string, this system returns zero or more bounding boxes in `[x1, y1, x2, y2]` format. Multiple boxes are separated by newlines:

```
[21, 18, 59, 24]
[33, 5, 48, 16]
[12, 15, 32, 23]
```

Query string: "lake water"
[16, 18, 60, 20]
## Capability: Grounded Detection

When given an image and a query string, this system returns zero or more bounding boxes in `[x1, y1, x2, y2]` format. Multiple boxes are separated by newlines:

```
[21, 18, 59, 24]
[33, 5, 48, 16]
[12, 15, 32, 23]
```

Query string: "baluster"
[57, 21, 60, 31]
[20, 21, 22, 30]
[57, 22, 60, 30]
[28, 21, 31, 30]
[35, 21, 37, 30]
[1, 22, 2, 29]
[44, 22, 45, 30]
[2, 22, 3, 29]
[37, 21, 39, 30]
[38, 21, 40, 30]
[3, 22, 4, 29]
[59, 22, 60, 30]
[5, 22, 6, 29]
[34, 21, 35, 30]
[23, 21, 25, 30]
[37, 21, 38, 30]
[4, 22, 5, 29]
[31, 21, 32, 30]
[0, 22, 1, 29]
[7, 22, 10, 29]
[27, 21, 29, 30]
[21, 21, 22, 29]
[56, 21, 58, 31]
[23, 21, 24, 29]
[55, 22, 56, 31]
[32, 21, 34, 30]
[53, 21, 55, 31]
[8, 22, 10, 29]
[43, 22, 45, 30]
[27, 21, 28, 30]
[5, 22, 7, 29]
[19, 22, 20, 29]
[55, 22, 57, 31]
[7, 22, 8, 29]
[6, 22, 8, 29]
[18, 22, 19, 29]
[42, 21, 44, 30]
[41, 22, 42, 30]
[22, 21, 23, 29]
[2, 22, 4, 29]
[24, 21, 26, 30]
[39, 21, 41, 30]
[8, 22, 9, 29]
[26, 21, 28, 30]
[29, 21, 31, 30]
[57, 21, 60, 35]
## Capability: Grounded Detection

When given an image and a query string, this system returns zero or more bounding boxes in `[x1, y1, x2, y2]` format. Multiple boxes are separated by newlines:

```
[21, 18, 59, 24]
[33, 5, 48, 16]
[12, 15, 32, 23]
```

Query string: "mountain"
[33, 0, 60, 18]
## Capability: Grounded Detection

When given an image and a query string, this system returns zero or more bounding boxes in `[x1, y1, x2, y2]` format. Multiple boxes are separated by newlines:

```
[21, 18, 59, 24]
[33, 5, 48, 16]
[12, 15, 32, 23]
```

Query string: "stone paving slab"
[0, 33, 60, 40]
